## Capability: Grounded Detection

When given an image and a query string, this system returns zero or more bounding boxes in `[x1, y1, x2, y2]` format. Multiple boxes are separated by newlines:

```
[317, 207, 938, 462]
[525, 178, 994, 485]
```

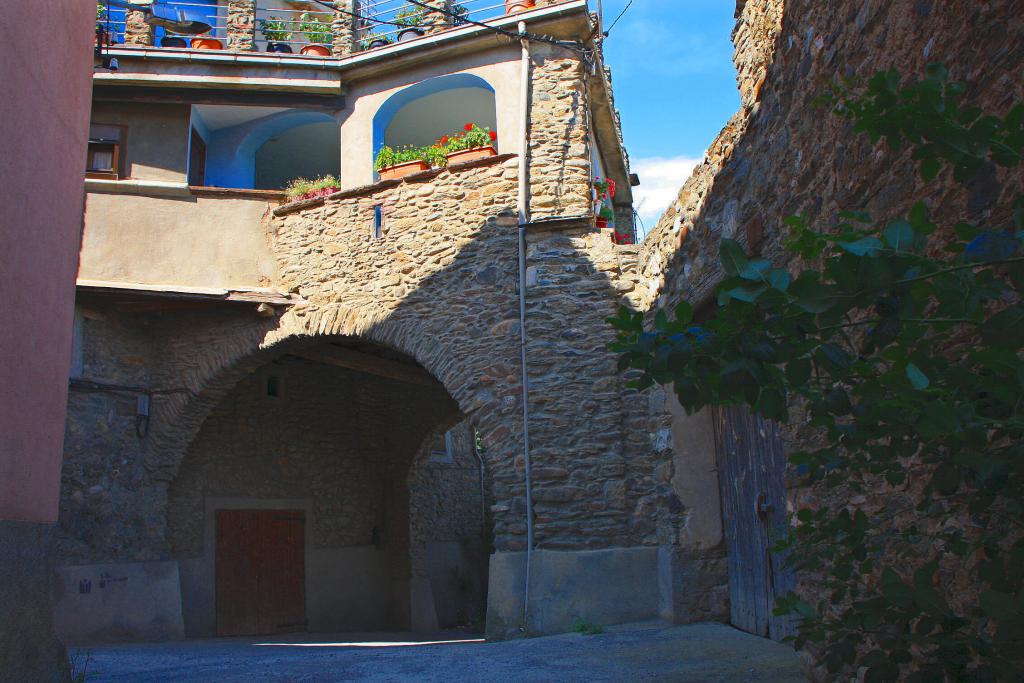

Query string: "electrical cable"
[602, 0, 631, 36]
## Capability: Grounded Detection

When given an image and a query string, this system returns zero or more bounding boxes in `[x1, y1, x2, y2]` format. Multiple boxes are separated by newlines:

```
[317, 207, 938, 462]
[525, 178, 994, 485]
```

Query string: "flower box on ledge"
[379, 160, 430, 181]
[445, 146, 498, 165]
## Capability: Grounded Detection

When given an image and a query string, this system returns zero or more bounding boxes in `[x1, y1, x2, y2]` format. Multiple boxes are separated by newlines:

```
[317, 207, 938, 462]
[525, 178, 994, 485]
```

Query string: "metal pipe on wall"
[515, 19, 535, 633]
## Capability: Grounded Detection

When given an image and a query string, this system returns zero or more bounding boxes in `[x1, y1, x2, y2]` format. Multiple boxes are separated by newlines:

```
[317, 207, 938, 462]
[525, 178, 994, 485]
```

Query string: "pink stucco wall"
[0, 1, 95, 522]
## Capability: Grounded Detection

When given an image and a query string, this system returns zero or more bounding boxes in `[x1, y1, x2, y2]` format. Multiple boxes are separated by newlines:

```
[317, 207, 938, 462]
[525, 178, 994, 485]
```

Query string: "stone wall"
[629, 0, 1024, 650]
[529, 43, 594, 221]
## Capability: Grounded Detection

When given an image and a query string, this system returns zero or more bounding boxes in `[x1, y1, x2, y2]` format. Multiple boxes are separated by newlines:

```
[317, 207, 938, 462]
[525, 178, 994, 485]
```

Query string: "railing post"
[227, 0, 257, 51]
[332, 0, 360, 56]
[123, 9, 154, 46]
[422, 0, 452, 34]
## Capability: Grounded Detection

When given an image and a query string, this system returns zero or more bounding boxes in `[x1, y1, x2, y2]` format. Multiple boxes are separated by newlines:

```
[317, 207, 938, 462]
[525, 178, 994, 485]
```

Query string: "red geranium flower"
[488, 131, 498, 142]
[464, 123, 475, 131]
[440, 136, 449, 145]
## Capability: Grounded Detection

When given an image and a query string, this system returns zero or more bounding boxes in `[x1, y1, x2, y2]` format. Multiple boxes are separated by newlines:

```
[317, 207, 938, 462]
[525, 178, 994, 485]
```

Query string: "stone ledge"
[273, 153, 518, 217]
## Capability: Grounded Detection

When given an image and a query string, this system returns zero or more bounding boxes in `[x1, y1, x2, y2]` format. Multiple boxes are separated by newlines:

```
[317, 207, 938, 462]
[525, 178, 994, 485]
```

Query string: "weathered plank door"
[215, 509, 306, 636]
[714, 405, 796, 641]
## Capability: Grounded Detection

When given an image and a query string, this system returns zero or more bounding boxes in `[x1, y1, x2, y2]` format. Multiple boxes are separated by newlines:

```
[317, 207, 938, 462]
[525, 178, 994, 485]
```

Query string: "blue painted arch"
[204, 110, 338, 189]
[371, 73, 497, 165]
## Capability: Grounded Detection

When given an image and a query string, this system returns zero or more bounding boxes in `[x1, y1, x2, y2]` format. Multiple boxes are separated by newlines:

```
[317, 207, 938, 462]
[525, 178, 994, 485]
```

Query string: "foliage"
[443, 123, 497, 153]
[96, 2, 106, 21]
[361, 31, 392, 50]
[298, 12, 332, 45]
[572, 618, 605, 635]
[394, 5, 424, 28]
[598, 205, 615, 221]
[609, 64, 1024, 681]
[374, 145, 426, 171]
[258, 16, 292, 43]
[422, 143, 448, 169]
[285, 175, 339, 200]
[451, 3, 470, 24]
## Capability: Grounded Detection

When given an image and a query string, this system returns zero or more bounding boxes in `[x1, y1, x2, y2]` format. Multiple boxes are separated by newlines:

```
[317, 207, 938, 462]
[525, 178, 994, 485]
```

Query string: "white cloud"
[630, 155, 703, 233]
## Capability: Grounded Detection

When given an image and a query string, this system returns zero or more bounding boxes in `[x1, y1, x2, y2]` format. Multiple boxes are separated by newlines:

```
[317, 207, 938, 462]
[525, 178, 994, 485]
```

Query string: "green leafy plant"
[374, 145, 426, 171]
[422, 143, 448, 169]
[394, 5, 424, 28]
[285, 175, 339, 200]
[598, 205, 615, 221]
[258, 16, 292, 43]
[96, 2, 106, 21]
[298, 12, 332, 45]
[443, 123, 497, 154]
[360, 30, 392, 50]
[451, 3, 470, 24]
[610, 64, 1024, 681]
[572, 618, 605, 635]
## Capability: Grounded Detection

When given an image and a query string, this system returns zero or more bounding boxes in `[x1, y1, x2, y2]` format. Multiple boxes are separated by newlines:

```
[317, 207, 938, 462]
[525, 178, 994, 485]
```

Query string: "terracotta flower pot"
[301, 44, 332, 57]
[505, 0, 537, 14]
[445, 146, 498, 165]
[379, 160, 430, 180]
[191, 37, 223, 50]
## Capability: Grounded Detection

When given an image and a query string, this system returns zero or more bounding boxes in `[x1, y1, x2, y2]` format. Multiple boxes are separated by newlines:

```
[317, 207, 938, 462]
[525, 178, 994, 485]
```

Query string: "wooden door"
[714, 405, 796, 641]
[215, 509, 306, 636]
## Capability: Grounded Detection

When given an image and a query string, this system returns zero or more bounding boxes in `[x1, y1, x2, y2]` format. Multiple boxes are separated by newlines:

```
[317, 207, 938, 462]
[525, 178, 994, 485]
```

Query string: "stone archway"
[160, 326, 495, 637]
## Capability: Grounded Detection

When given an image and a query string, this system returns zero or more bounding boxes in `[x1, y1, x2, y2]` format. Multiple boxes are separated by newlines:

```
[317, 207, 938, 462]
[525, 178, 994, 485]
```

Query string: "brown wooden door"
[215, 509, 306, 636]
[714, 405, 796, 641]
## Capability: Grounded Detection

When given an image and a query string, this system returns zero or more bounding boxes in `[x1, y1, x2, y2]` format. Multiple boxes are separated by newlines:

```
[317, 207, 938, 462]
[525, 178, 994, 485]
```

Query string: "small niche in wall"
[263, 373, 284, 400]
[372, 204, 384, 240]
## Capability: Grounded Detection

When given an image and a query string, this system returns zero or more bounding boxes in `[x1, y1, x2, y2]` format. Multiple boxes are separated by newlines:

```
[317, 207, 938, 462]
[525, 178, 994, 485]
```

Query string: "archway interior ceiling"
[385, 87, 498, 150]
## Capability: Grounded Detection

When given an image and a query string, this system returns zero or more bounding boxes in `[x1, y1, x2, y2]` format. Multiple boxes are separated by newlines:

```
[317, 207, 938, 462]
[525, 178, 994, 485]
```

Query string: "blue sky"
[599, 0, 739, 230]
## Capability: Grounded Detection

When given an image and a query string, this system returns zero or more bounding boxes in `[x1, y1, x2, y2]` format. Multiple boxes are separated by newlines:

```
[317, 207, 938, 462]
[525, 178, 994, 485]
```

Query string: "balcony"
[95, 0, 562, 57]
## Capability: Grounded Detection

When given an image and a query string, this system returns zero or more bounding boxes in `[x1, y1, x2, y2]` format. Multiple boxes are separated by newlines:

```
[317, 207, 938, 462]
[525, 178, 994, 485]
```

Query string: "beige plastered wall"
[91, 102, 191, 183]
[339, 46, 523, 188]
[80, 192, 277, 289]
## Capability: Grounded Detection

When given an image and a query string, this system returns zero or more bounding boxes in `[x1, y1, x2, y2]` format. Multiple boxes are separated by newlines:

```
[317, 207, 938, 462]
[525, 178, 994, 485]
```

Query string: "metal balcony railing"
[358, 0, 517, 52]
[95, 0, 548, 53]
[254, 5, 335, 54]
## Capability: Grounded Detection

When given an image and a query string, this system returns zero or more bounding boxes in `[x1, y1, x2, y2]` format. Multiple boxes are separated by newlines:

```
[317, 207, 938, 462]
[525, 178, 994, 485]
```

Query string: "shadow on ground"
[74, 621, 805, 682]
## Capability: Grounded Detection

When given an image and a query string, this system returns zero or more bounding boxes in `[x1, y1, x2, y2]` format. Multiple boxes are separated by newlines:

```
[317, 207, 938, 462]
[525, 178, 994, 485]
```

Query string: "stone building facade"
[60, 0, 655, 644]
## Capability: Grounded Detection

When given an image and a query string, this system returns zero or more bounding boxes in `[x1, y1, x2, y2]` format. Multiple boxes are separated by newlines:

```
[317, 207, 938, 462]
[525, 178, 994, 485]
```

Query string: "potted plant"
[596, 205, 615, 230]
[443, 123, 498, 165]
[593, 177, 611, 201]
[361, 31, 392, 50]
[394, 5, 425, 42]
[375, 145, 430, 180]
[190, 33, 223, 49]
[612, 229, 634, 245]
[298, 12, 333, 56]
[96, 2, 114, 46]
[505, 0, 537, 15]
[259, 16, 293, 53]
[161, 36, 188, 48]
[285, 175, 341, 202]
[451, 3, 470, 25]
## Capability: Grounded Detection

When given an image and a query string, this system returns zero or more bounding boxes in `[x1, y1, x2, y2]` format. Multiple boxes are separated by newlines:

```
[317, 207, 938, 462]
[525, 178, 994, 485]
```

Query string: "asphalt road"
[72, 621, 806, 682]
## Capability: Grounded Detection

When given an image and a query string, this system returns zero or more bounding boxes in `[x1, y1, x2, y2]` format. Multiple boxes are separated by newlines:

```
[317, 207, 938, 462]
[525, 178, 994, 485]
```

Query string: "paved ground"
[72, 621, 806, 682]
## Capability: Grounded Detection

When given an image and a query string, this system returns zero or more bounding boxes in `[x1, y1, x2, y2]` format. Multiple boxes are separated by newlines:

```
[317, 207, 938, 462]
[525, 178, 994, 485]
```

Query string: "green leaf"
[725, 283, 769, 303]
[920, 156, 940, 182]
[719, 238, 749, 277]
[905, 362, 929, 390]
[837, 236, 883, 256]
[740, 258, 771, 281]
[786, 358, 812, 387]
[767, 269, 791, 291]
[674, 301, 694, 326]
[980, 591, 1018, 621]
[930, 462, 961, 495]
[883, 219, 915, 251]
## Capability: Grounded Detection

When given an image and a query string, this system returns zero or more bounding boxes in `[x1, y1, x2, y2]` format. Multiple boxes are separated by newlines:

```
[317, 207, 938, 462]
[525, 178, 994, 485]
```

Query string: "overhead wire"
[602, 0, 632, 36]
